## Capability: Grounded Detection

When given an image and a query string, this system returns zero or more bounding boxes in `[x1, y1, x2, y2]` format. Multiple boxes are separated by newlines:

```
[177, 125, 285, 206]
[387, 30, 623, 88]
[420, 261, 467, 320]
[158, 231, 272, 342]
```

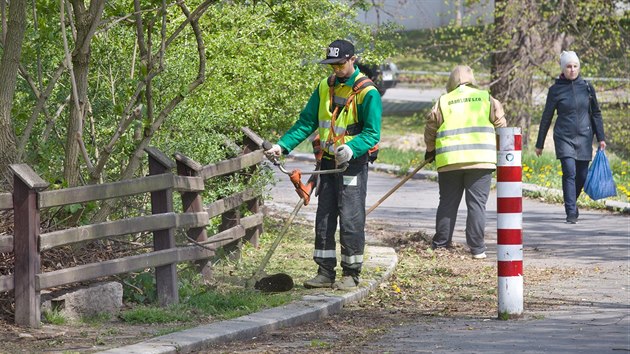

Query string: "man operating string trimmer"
[265, 39, 382, 290]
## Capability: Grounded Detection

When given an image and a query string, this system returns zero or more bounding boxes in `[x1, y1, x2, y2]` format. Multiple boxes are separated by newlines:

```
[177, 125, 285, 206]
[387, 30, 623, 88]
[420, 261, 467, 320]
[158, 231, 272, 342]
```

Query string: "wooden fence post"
[219, 205, 241, 259]
[173, 152, 212, 278]
[218, 144, 242, 259]
[243, 133, 262, 247]
[145, 147, 178, 306]
[11, 164, 48, 328]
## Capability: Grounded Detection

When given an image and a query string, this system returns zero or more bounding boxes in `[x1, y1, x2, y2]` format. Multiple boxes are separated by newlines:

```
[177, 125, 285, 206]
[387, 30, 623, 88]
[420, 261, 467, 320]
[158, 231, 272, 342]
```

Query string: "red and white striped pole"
[496, 127, 523, 317]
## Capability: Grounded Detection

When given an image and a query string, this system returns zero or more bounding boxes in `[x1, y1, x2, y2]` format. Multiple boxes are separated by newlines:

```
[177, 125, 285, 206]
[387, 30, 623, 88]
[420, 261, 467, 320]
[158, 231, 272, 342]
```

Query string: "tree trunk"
[64, 0, 105, 187]
[490, 0, 576, 148]
[490, 0, 535, 147]
[0, 0, 27, 189]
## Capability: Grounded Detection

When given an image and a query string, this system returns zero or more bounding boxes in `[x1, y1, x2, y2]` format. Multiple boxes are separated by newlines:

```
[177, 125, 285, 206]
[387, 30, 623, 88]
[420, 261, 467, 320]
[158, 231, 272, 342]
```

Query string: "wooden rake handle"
[366, 159, 431, 216]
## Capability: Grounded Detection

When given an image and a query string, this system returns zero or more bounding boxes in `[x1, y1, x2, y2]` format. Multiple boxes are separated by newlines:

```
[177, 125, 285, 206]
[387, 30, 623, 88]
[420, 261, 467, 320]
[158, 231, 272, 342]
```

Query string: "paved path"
[101, 156, 629, 353]
[269, 157, 629, 353]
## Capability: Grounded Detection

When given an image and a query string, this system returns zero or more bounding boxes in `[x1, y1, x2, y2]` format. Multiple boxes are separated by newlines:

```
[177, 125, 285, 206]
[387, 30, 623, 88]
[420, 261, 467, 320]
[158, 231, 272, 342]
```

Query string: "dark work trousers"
[432, 169, 492, 256]
[313, 156, 368, 280]
[560, 157, 589, 218]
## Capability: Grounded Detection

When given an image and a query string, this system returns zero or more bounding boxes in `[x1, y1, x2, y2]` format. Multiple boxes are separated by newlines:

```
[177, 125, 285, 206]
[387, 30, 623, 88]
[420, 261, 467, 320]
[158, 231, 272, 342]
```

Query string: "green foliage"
[80, 312, 113, 325]
[392, 1, 628, 141]
[42, 308, 67, 325]
[602, 104, 630, 158]
[376, 105, 629, 205]
[381, 113, 426, 136]
[184, 288, 292, 319]
[13, 0, 396, 187]
[120, 274, 293, 324]
[310, 339, 332, 348]
[377, 148, 423, 175]
[3, 0, 395, 243]
[405, 25, 490, 69]
[121, 271, 157, 304]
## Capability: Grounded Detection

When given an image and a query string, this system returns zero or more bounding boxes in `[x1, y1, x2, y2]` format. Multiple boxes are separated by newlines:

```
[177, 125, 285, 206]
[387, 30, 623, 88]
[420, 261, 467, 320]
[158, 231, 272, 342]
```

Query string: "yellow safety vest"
[317, 73, 376, 157]
[436, 85, 496, 168]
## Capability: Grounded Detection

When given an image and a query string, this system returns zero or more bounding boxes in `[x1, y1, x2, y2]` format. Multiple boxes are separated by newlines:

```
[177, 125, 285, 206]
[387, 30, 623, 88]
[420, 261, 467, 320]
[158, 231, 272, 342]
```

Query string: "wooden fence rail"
[0, 127, 266, 327]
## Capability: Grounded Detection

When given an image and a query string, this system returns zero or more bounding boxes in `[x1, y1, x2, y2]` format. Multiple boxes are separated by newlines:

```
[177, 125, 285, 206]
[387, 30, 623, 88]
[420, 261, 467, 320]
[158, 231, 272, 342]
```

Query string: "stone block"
[41, 281, 123, 321]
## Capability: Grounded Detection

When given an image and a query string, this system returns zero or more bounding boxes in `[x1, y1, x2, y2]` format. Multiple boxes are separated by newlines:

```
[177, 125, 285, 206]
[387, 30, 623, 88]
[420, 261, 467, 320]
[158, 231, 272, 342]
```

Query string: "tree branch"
[17, 63, 66, 160]
[90, 0, 210, 222]
[42, 95, 71, 143]
[60, 0, 94, 171]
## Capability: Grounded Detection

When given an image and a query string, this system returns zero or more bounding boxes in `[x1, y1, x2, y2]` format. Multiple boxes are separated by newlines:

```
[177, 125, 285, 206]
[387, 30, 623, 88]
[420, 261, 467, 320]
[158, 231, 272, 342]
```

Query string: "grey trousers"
[314, 157, 368, 280]
[432, 169, 492, 255]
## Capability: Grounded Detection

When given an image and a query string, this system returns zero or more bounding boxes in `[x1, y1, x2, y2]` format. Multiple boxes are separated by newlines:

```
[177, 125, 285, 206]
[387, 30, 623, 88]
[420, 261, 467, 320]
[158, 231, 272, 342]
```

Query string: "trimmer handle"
[262, 140, 288, 172]
[337, 162, 349, 171]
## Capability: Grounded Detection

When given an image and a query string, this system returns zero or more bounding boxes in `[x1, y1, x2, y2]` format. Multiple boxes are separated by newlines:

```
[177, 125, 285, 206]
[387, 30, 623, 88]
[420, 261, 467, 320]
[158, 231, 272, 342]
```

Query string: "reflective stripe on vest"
[436, 85, 496, 168]
[317, 72, 375, 155]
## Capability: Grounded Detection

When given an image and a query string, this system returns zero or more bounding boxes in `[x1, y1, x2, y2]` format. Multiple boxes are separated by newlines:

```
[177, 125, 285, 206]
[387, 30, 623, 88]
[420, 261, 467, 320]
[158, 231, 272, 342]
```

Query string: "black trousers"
[313, 156, 368, 280]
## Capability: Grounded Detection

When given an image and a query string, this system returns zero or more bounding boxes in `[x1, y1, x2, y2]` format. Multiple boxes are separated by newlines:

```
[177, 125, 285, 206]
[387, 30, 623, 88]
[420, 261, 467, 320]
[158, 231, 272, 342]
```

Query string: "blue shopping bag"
[584, 149, 617, 200]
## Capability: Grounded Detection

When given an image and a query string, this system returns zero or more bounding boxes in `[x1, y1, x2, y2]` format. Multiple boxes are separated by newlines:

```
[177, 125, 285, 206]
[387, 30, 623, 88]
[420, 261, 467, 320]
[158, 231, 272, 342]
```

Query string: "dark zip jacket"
[536, 75, 605, 161]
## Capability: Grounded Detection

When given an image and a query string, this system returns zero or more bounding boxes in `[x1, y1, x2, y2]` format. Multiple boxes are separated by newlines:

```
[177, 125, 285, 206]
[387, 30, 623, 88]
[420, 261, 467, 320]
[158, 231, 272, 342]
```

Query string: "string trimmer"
[246, 137, 347, 292]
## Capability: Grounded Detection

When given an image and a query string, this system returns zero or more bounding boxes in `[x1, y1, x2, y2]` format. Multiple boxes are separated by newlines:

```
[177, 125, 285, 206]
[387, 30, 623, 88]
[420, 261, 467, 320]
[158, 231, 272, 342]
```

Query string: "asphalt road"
[267, 158, 630, 353]
[380, 87, 440, 115]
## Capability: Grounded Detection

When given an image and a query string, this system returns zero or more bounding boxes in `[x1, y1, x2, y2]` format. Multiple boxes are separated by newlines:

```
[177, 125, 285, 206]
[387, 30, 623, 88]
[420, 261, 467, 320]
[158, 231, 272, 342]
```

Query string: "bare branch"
[159, 0, 166, 69]
[64, 0, 77, 40]
[103, 0, 209, 186]
[60, 0, 94, 171]
[90, 83, 145, 180]
[133, 0, 148, 58]
[17, 64, 40, 97]
[42, 95, 71, 143]
[31, 0, 43, 90]
[99, 2, 178, 34]
[90, 0, 210, 200]
[164, 0, 215, 49]
[130, 39, 138, 79]
[17, 63, 66, 160]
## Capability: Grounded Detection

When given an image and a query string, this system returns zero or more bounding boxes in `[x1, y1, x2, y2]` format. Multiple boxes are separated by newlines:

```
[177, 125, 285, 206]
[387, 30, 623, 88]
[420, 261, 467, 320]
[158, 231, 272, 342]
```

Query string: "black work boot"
[303, 274, 334, 289]
[332, 275, 358, 290]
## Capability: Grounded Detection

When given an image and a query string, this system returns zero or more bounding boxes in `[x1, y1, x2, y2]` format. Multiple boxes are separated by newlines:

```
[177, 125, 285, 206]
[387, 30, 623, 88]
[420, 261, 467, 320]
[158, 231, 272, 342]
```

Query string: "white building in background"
[356, 0, 495, 30]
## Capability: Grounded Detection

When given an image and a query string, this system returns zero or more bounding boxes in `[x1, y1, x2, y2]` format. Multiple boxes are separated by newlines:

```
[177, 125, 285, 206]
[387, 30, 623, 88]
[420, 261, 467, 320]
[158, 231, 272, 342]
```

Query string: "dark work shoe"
[303, 274, 334, 289]
[332, 276, 358, 290]
[566, 215, 578, 224]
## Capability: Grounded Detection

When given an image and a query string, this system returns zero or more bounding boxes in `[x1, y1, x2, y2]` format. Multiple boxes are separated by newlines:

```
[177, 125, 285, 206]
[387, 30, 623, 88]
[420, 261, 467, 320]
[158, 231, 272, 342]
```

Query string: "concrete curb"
[99, 246, 398, 354]
[289, 152, 630, 213]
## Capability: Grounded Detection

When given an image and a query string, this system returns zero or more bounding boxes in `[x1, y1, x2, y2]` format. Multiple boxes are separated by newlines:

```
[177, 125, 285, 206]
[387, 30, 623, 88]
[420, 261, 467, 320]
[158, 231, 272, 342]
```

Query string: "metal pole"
[496, 127, 524, 318]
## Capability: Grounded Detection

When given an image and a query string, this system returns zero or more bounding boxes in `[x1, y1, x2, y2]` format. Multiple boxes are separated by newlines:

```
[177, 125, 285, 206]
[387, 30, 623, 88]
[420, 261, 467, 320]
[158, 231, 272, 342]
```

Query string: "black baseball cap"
[319, 39, 354, 64]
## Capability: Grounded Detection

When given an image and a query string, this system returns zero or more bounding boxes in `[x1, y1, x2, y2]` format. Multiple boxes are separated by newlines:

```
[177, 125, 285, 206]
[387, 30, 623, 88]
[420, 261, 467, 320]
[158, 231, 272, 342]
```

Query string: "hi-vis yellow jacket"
[317, 72, 376, 156]
[435, 85, 497, 168]
[278, 67, 381, 161]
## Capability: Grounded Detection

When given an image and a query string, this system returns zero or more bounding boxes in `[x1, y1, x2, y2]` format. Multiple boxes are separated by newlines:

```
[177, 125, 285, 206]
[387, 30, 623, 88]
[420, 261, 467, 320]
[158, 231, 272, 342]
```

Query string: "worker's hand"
[535, 148, 543, 157]
[335, 144, 353, 165]
[599, 141, 606, 151]
[424, 150, 435, 163]
[264, 144, 282, 160]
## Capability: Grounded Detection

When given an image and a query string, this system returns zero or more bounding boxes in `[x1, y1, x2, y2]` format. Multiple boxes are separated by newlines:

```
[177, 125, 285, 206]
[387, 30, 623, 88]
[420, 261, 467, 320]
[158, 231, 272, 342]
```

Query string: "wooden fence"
[0, 127, 267, 327]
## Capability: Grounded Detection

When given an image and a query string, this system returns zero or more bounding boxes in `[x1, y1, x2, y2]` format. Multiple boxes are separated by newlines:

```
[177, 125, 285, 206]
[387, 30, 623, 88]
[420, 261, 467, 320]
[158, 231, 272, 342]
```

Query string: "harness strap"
[325, 74, 376, 149]
[352, 76, 374, 93]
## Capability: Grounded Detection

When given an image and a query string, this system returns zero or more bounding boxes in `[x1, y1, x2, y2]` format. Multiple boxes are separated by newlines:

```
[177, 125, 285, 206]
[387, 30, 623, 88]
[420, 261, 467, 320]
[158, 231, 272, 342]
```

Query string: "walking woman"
[535, 51, 606, 224]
